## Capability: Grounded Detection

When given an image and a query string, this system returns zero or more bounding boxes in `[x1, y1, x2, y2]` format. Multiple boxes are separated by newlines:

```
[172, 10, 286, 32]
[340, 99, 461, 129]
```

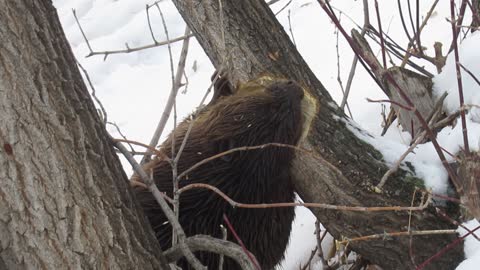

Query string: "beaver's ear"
[215, 138, 235, 162]
[209, 71, 234, 106]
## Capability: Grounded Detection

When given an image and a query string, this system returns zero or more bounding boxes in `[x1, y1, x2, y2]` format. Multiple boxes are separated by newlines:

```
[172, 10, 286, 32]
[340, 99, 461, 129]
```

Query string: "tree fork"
[170, 0, 463, 269]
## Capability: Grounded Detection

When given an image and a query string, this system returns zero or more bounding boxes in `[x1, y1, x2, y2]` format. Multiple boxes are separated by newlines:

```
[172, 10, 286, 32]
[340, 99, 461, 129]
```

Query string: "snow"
[52, 0, 480, 269]
[434, 32, 480, 121]
[281, 206, 333, 270]
[456, 220, 480, 270]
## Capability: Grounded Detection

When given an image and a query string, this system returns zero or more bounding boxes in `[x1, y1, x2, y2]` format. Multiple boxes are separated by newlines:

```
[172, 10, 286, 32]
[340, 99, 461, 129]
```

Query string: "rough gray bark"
[170, 1, 463, 269]
[0, 1, 166, 269]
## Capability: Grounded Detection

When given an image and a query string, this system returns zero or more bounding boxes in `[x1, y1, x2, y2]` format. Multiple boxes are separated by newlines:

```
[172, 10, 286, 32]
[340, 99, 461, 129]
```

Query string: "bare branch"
[460, 63, 480, 88]
[374, 0, 387, 69]
[450, 0, 470, 154]
[88, 34, 193, 59]
[376, 132, 426, 189]
[76, 61, 108, 125]
[177, 183, 431, 212]
[367, 98, 413, 111]
[338, 229, 457, 245]
[416, 225, 480, 269]
[223, 215, 261, 270]
[340, 0, 370, 112]
[142, 26, 192, 164]
[114, 137, 205, 270]
[164, 235, 256, 270]
[334, 13, 353, 118]
[72, 6, 192, 60]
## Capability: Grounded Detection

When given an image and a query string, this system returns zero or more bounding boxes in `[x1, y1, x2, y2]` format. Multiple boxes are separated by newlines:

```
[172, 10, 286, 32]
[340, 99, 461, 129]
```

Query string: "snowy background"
[52, 0, 480, 269]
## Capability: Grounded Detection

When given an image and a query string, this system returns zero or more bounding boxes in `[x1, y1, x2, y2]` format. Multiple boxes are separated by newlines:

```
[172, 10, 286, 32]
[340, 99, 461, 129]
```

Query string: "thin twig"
[338, 229, 457, 245]
[73, 7, 191, 59]
[141, 26, 191, 165]
[425, 92, 448, 126]
[399, 0, 440, 69]
[334, 12, 353, 118]
[416, 226, 480, 270]
[406, 0, 416, 47]
[408, 189, 419, 267]
[135, 71, 224, 175]
[267, 0, 282, 5]
[435, 207, 480, 241]
[325, 1, 385, 94]
[223, 215, 261, 270]
[107, 122, 134, 153]
[152, 2, 182, 246]
[163, 26, 191, 246]
[429, 191, 461, 204]
[146, 4, 158, 43]
[76, 61, 107, 125]
[288, 10, 297, 47]
[397, 0, 413, 43]
[88, 35, 193, 59]
[177, 183, 431, 212]
[218, 225, 227, 270]
[415, 0, 423, 55]
[374, 0, 387, 69]
[450, 0, 470, 155]
[163, 235, 256, 270]
[174, 69, 225, 164]
[275, 0, 293, 16]
[315, 220, 328, 269]
[114, 138, 168, 159]
[376, 132, 426, 189]
[114, 137, 204, 270]
[170, 70, 225, 226]
[340, 0, 369, 111]
[366, 98, 413, 111]
[448, 0, 468, 54]
[300, 247, 319, 270]
[460, 63, 480, 87]
[72, 9, 93, 53]
[177, 143, 310, 181]
[367, 28, 434, 77]
[73, 5, 192, 60]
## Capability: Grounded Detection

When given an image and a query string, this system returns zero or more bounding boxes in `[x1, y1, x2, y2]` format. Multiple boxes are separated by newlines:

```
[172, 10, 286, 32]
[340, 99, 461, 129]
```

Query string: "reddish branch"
[416, 226, 480, 270]
[366, 98, 413, 111]
[178, 183, 431, 212]
[223, 215, 261, 270]
[450, 0, 470, 155]
[374, 0, 387, 69]
[338, 229, 457, 245]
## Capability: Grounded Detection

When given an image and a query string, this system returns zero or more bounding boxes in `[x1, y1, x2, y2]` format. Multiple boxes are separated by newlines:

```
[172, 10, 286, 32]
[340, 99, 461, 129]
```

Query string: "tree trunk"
[170, 1, 463, 269]
[0, 1, 166, 269]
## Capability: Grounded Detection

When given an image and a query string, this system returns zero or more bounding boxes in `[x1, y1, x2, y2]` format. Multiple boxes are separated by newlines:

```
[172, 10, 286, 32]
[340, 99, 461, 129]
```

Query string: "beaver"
[134, 75, 305, 269]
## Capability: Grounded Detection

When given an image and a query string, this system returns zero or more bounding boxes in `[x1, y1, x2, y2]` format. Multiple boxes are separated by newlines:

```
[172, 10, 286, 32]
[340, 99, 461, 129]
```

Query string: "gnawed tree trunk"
[458, 151, 480, 221]
[171, 1, 463, 269]
[382, 67, 436, 137]
[0, 1, 167, 269]
[351, 29, 441, 138]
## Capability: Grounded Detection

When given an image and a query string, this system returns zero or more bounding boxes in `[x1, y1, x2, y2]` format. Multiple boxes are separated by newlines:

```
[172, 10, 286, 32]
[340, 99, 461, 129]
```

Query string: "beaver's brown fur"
[134, 76, 305, 269]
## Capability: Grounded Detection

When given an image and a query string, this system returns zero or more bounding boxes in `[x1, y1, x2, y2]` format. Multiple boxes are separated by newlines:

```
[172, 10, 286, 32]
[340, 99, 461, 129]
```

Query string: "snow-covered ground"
[53, 0, 480, 269]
